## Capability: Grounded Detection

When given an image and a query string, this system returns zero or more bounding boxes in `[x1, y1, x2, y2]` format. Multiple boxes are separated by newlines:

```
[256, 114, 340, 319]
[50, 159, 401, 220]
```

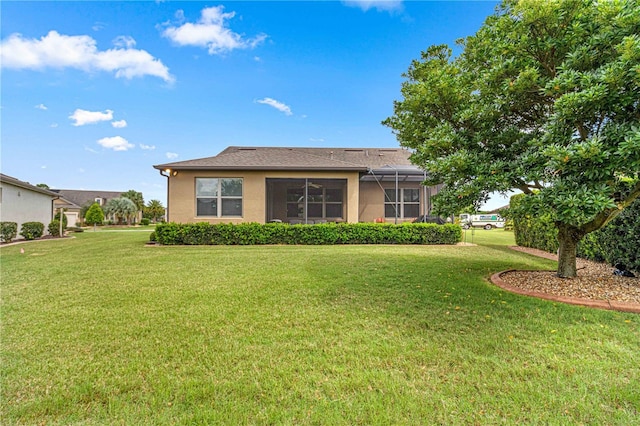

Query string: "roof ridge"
[281, 148, 364, 168]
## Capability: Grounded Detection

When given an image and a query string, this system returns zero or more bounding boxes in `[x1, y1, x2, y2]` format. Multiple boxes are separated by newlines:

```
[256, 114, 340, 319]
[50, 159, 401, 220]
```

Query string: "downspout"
[51, 195, 60, 226]
[159, 169, 171, 221]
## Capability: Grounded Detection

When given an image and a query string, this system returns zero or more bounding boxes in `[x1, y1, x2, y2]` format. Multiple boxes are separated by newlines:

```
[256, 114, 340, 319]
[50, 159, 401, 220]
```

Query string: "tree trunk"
[556, 223, 584, 278]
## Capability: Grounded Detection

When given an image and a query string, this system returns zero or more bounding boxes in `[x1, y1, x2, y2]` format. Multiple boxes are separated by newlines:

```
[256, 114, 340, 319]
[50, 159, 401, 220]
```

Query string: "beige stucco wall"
[358, 181, 441, 223]
[167, 170, 361, 224]
[0, 182, 55, 236]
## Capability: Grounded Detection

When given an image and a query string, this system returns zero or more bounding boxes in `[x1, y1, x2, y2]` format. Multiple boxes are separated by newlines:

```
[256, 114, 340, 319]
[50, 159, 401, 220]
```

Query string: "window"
[385, 188, 420, 218]
[196, 178, 243, 217]
[286, 183, 344, 219]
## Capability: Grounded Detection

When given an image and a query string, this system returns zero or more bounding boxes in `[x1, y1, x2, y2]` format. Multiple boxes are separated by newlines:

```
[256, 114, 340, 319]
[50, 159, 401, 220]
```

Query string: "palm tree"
[144, 199, 165, 222]
[105, 197, 137, 225]
[121, 190, 144, 223]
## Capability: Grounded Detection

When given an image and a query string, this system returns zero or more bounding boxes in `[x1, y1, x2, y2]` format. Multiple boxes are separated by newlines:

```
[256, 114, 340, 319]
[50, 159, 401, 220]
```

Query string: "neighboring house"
[154, 146, 442, 224]
[53, 197, 82, 227]
[0, 173, 59, 236]
[50, 189, 126, 225]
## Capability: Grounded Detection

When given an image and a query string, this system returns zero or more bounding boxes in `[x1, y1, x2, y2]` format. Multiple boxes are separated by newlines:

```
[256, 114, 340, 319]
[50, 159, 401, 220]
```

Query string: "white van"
[459, 213, 505, 230]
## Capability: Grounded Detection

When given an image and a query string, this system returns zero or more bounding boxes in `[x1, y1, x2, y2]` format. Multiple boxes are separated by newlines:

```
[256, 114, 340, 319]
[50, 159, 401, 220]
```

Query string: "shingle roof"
[0, 173, 59, 197]
[50, 189, 124, 207]
[54, 197, 82, 210]
[154, 146, 414, 171]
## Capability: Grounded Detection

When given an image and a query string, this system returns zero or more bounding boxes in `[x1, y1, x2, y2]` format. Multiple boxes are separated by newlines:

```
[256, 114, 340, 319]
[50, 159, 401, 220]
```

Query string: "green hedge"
[577, 198, 640, 273]
[510, 194, 559, 253]
[154, 222, 462, 246]
[510, 195, 640, 273]
[20, 222, 44, 240]
[1, 222, 18, 243]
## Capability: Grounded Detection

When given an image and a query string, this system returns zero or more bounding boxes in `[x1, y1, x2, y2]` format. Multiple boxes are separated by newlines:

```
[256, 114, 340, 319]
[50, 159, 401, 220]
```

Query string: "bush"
[154, 222, 462, 246]
[0, 222, 18, 243]
[149, 231, 156, 242]
[577, 198, 640, 273]
[48, 220, 64, 237]
[510, 194, 640, 273]
[84, 203, 104, 227]
[67, 226, 84, 233]
[20, 222, 44, 240]
[54, 211, 68, 228]
[140, 218, 151, 226]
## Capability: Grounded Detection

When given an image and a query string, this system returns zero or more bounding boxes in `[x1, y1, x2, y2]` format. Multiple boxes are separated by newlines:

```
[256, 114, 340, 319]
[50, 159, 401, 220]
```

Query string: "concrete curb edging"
[0, 235, 75, 247]
[490, 270, 640, 314]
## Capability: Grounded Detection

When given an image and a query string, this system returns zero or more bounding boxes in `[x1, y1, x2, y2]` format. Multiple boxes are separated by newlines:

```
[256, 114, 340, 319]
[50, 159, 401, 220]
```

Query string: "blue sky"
[1, 0, 503, 207]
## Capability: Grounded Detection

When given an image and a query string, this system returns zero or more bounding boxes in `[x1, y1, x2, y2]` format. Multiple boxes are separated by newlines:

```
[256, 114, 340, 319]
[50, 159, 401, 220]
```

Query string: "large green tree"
[384, 0, 640, 277]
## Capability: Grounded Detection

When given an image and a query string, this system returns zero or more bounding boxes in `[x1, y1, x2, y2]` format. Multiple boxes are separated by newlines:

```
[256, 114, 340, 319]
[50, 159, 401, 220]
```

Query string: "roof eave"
[0, 175, 60, 197]
[153, 165, 368, 172]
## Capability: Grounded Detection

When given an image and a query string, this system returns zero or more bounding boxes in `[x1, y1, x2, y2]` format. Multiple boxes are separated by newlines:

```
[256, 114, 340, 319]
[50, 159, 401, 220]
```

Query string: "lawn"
[1, 230, 638, 424]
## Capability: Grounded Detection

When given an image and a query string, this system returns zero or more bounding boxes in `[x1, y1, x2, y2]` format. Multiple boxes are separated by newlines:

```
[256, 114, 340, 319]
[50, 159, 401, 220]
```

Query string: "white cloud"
[0, 30, 174, 83]
[97, 136, 134, 151]
[113, 35, 136, 49]
[166, 152, 178, 159]
[69, 109, 113, 126]
[140, 143, 156, 150]
[256, 97, 292, 116]
[342, 0, 404, 13]
[162, 6, 267, 55]
[111, 119, 127, 128]
[35, 103, 47, 110]
[50, 123, 59, 128]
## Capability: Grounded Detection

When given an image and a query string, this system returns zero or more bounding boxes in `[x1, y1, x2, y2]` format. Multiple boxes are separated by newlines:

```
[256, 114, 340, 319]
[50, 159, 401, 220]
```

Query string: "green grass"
[1, 230, 638, 424]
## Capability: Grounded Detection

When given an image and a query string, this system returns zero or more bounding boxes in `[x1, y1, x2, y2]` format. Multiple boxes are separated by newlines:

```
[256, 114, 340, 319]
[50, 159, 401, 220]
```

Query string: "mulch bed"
[491, 246, 640, 313]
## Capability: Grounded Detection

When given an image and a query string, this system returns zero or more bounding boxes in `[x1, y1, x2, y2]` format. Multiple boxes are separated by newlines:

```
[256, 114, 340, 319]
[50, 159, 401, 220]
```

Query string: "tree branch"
[576, 123, 589, 140]
[580, 181, 640, 234]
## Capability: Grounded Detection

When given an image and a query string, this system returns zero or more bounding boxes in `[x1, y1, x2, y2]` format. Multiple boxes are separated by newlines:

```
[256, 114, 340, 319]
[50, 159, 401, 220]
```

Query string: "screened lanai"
[265, 178, 348, 224]
[361, 165, 436, 224]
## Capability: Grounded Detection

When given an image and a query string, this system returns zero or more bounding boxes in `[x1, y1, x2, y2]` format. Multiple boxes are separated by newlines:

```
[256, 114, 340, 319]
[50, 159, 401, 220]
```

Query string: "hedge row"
[577, 199, 640, 272]
[154, 222, 462, 246]
[510, 195, 640, 272]
[1, 220, 70, 242]
[510, 195, 559, 253]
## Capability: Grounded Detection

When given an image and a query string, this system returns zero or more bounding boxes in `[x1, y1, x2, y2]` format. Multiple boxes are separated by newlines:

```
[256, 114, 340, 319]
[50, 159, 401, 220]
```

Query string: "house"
[52, 197, 82, 227]
[153, 146, 442, 224]
[0, 173, 59, 235]
[50, 189, 128, 225]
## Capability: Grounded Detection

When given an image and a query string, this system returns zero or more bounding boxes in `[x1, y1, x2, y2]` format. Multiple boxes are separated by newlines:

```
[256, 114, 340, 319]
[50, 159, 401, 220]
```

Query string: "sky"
[1, 0, 508, 209]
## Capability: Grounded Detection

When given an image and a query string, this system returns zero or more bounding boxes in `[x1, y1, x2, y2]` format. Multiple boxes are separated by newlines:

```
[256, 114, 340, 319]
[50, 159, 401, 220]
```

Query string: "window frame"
[384, 187, 420, 219]
[286, 183, 344, 220]
[195, 177, 243, 218]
